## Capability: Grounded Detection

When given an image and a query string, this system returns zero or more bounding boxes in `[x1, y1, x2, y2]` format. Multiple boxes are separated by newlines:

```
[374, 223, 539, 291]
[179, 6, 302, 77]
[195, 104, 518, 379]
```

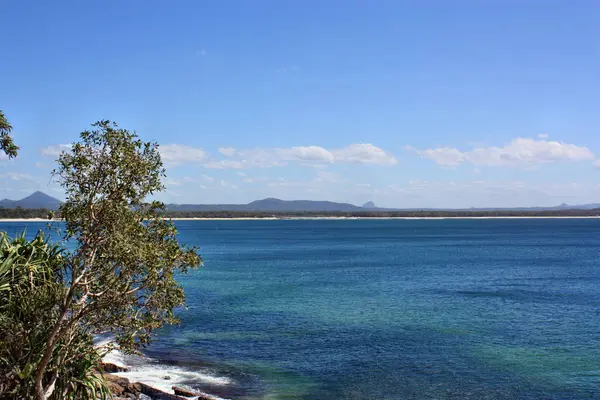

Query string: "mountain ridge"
[0, 191, 62, 210]
[166, 197, 600, 212]
[2, 192, 599, 212]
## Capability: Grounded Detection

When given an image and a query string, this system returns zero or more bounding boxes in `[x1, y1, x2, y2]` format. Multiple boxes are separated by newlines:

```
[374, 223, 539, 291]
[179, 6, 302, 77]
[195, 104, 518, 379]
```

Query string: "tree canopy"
[0, 110, 18, 159]
[1, 120, 202, 400]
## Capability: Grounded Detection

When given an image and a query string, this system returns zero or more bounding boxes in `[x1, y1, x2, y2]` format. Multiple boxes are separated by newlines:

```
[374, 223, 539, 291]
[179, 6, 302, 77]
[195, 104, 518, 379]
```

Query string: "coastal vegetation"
[0, 120, 202, 399]
[0, 207, 53, 219]
[2, 208, 600, 219]
[160, 209, 600, 218]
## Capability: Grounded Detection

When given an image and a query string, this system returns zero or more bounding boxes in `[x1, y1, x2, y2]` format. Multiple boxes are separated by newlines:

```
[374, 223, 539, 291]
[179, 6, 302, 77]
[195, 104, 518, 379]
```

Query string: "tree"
[27, 120, 202, 400]
[0, 232, 108, 400]
[0, 110, 18, 158]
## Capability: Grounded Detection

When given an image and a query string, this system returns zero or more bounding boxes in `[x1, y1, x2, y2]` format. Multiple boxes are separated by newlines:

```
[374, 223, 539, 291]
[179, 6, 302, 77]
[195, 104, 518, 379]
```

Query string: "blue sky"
[2, 0, 599, 208]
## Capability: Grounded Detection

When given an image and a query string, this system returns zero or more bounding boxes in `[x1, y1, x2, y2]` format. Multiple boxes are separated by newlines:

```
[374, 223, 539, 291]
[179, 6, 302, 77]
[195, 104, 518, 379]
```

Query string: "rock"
[101, 362, 130, 373]
[103, 374, 145, 399]
[139, 382, 188, 399]
[196, 392, 221, 400]
[128, 382, 143, 394]
[163, 375, 172, 380]
[172, 385, 198, 396]
[106, 380, 125, 396]
[104, 373, 129, 397]
[105, 374, 131, 386]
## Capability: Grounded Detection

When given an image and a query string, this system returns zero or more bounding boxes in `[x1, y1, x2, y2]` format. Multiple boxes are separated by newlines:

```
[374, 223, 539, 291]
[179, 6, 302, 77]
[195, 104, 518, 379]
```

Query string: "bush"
[0, 232, 109, 399]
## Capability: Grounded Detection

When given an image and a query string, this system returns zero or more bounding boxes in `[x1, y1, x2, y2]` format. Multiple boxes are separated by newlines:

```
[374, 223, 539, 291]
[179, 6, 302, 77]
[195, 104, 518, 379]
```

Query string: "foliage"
[0, 110, 18, 159]
[3, 207, 600, 220]
[0, 232, 109, 400]
[17, 120, 202, 399]
[1, 120, 201, 400]
[161, 209, 600, 218]
[0, 207, 53, 219]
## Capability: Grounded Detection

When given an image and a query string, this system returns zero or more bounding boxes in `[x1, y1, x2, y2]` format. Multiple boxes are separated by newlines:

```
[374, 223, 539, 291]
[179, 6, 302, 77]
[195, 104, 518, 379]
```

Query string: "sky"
[1, 0, 600, 208]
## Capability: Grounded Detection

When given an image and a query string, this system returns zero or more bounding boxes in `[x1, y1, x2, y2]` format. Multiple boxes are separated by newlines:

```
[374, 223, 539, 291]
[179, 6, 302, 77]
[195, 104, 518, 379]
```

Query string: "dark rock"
[128, 382, 143, 393]
[196, 392, 220, 400]
[139, 382, 188, 399]
[105, 374, 131, 387]
[106, 380, 125, 396]
[101, 362, 130, 373]
[105, 373, 129, 397]
[172, 385, 220, 399]
[104, 374, 145, 399]
[163, 375, 171, 380]
[172, 385, 198, 396]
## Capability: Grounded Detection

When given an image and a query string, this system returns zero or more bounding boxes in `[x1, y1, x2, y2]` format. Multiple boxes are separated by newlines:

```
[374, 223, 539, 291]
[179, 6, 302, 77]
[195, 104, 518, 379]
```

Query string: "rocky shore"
[101, 363, 220, 400]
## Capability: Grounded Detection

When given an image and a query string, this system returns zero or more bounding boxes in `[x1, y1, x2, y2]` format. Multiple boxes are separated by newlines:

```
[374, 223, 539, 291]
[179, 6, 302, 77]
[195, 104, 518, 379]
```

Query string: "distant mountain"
[166, 197, 600, 213]
[167, 198, 363, 212]
[5, 192, 600, 213]
[362, 201, 377, 209]
[246, 198, 361, 212]
[0, 191, 62, 210]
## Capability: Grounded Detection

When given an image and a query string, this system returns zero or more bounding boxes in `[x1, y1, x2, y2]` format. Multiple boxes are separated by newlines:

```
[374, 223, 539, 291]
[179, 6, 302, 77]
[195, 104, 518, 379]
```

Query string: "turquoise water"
[2, 219, 600, 399]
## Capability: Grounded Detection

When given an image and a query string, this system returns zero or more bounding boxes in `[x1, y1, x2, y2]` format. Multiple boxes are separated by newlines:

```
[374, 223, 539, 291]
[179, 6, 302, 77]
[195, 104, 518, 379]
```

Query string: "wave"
[94, 336, 231, 399]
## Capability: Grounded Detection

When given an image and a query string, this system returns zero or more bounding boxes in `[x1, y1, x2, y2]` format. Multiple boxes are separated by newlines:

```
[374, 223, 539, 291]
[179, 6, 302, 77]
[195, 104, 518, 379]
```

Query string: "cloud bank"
[409, 138, 595, 167]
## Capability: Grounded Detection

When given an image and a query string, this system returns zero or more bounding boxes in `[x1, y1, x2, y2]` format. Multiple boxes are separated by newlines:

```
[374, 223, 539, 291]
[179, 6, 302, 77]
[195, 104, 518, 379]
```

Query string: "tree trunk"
[34, 308, 69, 400]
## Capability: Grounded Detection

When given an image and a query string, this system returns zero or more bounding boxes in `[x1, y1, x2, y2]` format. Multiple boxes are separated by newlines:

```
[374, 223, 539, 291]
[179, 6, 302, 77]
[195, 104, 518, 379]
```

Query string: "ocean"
[2, 219, 599, 399]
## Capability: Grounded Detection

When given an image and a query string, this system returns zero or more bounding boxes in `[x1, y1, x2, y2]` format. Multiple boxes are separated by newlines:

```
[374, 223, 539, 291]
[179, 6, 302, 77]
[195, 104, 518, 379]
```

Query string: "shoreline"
[97, 338, 230, 400]
[1, 216, 600, 222]
[166, 216, 600, 220]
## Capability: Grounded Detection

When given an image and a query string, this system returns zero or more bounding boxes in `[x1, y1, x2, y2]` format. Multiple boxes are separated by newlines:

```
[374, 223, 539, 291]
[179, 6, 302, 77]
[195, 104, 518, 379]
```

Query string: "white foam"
[94, 335, 129, 370]
[94, 335, 231, 399]
[114, 364, 231, 399]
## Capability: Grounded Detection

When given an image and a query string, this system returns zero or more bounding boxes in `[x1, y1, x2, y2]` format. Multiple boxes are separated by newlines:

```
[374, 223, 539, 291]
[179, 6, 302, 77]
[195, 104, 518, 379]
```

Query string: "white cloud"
[209, 148, 289, 169]
[160, 144, 207, 165]
[279, 146, 335, 163]
[0, 172, 39, 182]
[242, 176, 270, 184]
[411, 147, 464, 166]
[210, 143, 396, 169]
[411, 137, 595, 167]
[218, 147, 237, 156]
[163, 174, 215, 187]
[204, 160, 248, 169]
[595, 160, 600, 169]
[380, 179, 600, 208]
[538, 133, 549, 139]
[201, 174, 215, 183]
[40, 144, 71, 157]
[333, 143, 397, 165]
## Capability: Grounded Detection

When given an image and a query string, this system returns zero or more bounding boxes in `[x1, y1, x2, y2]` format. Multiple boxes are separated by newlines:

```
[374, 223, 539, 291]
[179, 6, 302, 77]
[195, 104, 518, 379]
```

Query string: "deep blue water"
[2, 219, 600, 399]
